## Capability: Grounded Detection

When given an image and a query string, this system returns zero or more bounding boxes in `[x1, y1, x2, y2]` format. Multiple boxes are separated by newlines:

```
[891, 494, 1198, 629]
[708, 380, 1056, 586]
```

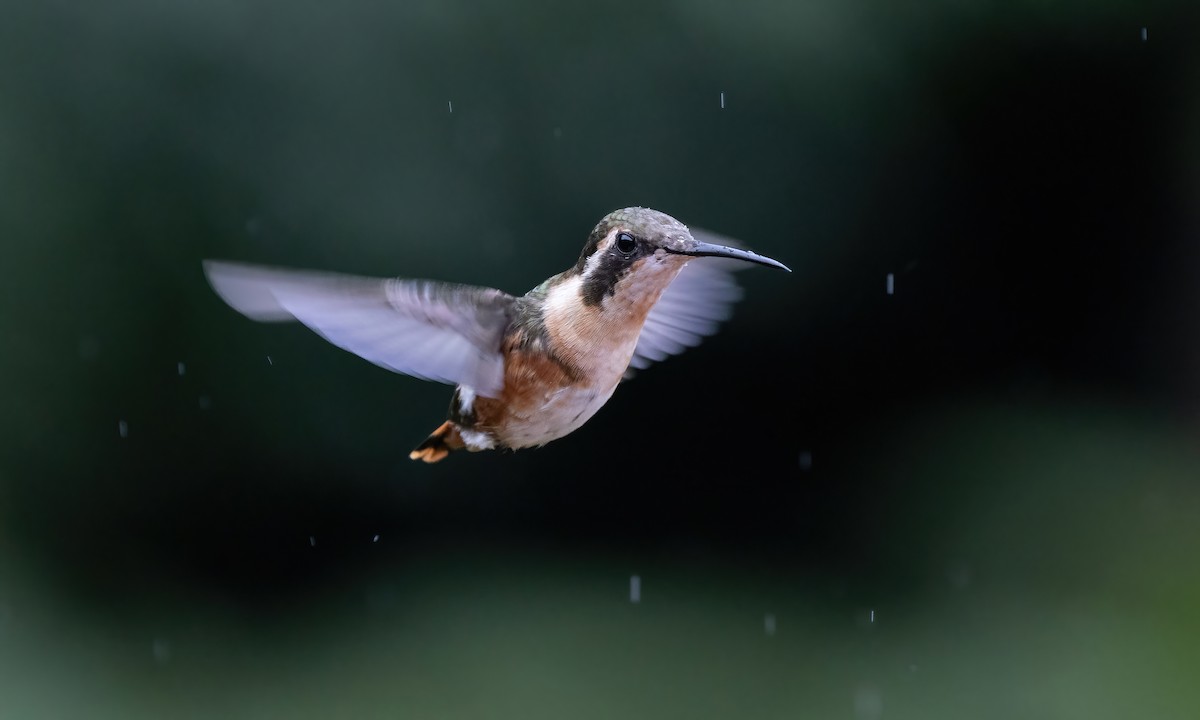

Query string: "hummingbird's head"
[573, 207, 789, 308]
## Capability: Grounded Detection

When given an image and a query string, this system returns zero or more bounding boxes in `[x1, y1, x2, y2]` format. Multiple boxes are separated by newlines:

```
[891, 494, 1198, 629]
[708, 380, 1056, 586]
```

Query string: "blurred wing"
[203, 260, 516, 397]
[626, 228, 747, 375]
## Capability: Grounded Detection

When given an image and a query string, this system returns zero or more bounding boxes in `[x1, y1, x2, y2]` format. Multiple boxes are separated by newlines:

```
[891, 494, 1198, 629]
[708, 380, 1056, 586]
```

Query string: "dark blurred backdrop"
[2, 1, 1199, 718]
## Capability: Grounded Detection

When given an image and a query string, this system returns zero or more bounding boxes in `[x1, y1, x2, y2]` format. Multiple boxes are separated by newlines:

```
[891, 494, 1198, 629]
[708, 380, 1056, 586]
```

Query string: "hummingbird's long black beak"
[671, 241, 791, 272]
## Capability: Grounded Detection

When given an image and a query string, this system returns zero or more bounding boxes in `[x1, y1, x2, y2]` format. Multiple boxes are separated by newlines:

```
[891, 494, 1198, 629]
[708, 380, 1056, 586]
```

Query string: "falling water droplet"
[764, 613, 776, 636]
[798, 450, 813, 471]
[372, 534, 380, 543]
[118, 420, 128, 438]
[448, 100, 453, 113]
[1141, 27, 1148, 42]
[720, 91, 725, 109]
[886, 273, 895, 295]
[152, 638, 172, 663]
[177, 362, 186, 376]
[629, 575, 641, 604]
[309, 536, 316, 548]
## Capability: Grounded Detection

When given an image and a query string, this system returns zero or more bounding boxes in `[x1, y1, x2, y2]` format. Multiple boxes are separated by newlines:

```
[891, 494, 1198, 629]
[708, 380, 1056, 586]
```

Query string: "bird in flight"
[204, 207, 789, 462]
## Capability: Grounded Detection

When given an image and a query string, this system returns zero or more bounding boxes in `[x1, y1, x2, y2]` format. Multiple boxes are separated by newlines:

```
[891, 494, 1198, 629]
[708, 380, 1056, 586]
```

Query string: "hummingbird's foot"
[409, 420, 464, 463]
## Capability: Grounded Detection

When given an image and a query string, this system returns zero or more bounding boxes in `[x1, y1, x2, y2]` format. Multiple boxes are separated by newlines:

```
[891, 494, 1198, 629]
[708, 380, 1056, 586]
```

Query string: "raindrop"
[764, 613, 776, 636]
[886, 273, 895, 295]
[448, 100, 453, 114]
[1141, 27, 1148, 42]
[720, 91, 725, 109]
[798, 450, 813, 471]
[372, 534, 380, 543]
[309, 536, 316, 547]
[267, 355, 273, 366]
[118, 420, 128, 438]
[177, 362, 186, 376]
[198, 395, 212, 410]
[629, 575, 641, 604]
[553, 127, 563, 139]
[870, 609, 875, 623]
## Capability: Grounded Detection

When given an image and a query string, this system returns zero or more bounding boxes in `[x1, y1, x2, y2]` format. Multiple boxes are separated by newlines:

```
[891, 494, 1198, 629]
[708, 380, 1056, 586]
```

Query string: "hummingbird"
[203, 207, 789, 462]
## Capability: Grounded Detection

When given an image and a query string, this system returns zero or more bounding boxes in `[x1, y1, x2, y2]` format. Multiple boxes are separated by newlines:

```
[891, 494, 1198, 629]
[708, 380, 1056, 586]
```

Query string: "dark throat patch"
[580, 251, 636, 307]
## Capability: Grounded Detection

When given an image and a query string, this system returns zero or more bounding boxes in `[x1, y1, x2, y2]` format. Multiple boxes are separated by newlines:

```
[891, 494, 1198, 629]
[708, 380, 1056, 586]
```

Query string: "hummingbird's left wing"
[203, 261, 516, 397]
[625, 229, 746, 375]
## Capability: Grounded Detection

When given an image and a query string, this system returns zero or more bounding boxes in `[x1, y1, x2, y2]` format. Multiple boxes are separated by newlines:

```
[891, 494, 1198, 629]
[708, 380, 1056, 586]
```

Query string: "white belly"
[500, 381, 619, 449]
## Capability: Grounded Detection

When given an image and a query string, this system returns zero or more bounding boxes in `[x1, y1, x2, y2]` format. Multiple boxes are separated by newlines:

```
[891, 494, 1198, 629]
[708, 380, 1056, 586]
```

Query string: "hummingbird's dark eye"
[615, 232, 637, 255]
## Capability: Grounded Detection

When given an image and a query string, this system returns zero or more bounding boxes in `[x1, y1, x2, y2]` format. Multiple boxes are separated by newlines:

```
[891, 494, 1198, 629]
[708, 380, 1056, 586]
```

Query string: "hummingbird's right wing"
[625, 229, 748, 375]
[203, 261, 516, 397]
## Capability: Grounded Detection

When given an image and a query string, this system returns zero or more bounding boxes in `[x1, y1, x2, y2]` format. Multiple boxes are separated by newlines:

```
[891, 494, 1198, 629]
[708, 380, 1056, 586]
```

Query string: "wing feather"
[626, 229, 752, 376]
[203, 260, 515, 397]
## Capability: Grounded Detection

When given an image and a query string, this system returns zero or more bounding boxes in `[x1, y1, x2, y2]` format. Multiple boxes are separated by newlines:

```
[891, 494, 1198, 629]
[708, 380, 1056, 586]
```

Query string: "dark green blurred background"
[3, 1, 1199, 717]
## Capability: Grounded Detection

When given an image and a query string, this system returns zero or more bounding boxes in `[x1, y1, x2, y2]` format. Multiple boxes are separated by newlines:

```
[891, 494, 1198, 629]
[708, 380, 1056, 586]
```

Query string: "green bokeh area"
[3, 407, 1198, 719]
[3, 1, 1200, 718]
